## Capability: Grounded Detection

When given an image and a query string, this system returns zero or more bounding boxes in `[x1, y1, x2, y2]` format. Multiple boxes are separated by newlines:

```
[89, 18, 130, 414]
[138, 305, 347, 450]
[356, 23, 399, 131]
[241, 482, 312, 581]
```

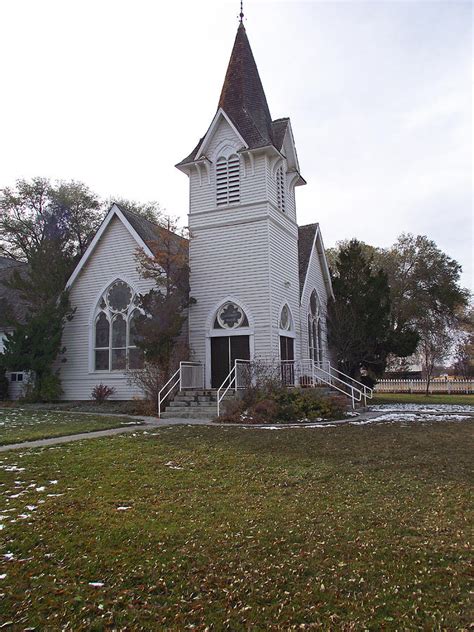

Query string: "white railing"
[216, 358, 372, 415]
[157, 361, 204, 417]
[328, 362, 373, 406]
[280, 359, 372, 409]
[217, 359, 250, 417]
[375, 379, 473, 394]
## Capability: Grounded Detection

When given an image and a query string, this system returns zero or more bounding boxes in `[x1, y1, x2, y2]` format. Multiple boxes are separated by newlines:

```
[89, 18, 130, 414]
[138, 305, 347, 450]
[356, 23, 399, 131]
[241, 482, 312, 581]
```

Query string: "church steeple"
[218, 23, 274, 149]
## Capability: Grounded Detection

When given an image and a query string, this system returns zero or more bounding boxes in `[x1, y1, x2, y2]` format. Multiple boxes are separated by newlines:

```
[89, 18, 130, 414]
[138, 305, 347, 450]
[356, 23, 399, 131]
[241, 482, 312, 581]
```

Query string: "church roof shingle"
[298, 223, 318, 296]
[177, 24, 289, 166]
[217, 23, 274, 149]
[118, 207, 188, 257]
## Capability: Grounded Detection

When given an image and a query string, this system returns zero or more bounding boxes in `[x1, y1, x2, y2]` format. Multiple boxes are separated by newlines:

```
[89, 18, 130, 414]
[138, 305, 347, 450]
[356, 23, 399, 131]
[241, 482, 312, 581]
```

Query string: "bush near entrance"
[219, 387, 348, 424]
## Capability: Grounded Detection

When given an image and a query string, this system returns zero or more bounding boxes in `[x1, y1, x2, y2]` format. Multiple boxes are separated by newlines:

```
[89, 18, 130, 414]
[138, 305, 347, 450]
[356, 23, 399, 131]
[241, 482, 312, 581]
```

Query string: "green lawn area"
[372, 392, 474, 405]
[0, 409, 142, 445]
[0, 421, 472, 629]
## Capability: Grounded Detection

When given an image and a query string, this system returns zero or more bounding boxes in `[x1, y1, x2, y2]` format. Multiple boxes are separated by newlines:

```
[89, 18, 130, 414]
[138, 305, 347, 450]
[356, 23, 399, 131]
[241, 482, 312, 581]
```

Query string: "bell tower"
[176, 20, 306, 387]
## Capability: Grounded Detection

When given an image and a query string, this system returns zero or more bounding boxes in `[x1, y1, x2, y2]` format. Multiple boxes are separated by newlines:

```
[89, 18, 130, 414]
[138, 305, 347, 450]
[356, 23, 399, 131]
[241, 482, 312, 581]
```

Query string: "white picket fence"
[375, 379, 473, 394]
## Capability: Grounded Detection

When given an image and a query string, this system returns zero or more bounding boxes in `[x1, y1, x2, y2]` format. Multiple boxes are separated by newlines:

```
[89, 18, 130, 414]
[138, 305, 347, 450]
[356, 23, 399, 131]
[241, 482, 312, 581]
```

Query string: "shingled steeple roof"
[218, 23, 274, 149]
[177, 23, 287, 167]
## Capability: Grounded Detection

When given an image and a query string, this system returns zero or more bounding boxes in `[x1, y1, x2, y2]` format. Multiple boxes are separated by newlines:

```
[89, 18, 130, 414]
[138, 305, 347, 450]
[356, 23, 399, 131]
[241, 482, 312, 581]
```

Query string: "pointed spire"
[218, 22, 274, 148]
[239, 0, 244, 24]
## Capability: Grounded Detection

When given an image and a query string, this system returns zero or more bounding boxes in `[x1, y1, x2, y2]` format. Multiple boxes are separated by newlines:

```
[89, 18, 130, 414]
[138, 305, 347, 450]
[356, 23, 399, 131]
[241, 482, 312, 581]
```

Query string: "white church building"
[49, 22, 337, 401]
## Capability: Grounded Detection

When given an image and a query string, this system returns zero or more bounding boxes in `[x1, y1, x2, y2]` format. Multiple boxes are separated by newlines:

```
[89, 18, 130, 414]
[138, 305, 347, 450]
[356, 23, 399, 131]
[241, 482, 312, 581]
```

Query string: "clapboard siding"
[268, 220, 301, 359]
[300, 236, 330, 364]
[188, 218, 273, 375]
[58, 216, 155, 400]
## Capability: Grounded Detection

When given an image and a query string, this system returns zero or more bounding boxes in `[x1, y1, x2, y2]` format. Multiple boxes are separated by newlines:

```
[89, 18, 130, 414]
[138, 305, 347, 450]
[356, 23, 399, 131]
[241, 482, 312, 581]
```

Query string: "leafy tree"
[379, 233, 469, 332]
[132, 215, 191, 382]
[328, 233, 469, 378]
[0, 177, 103, 399]
[418, 315, 452, 393]
[327, 239, 416, 380]
[0, 177, 102, 263]
[0, 293, 74, 401]
[452, 307, 474, 378]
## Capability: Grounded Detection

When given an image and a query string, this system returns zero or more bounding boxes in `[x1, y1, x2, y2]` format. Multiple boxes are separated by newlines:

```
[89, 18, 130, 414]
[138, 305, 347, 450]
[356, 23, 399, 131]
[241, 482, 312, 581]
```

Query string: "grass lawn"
[0, 409, 143, 445]
[372, 392, 474, 405]
[0, 421, 472, 629]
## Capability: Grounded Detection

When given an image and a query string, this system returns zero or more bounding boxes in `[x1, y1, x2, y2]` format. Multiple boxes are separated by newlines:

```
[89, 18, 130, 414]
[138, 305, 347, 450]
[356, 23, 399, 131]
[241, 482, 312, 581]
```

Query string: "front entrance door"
[280, 336, 295, 386]
[211, 336, 250, 388]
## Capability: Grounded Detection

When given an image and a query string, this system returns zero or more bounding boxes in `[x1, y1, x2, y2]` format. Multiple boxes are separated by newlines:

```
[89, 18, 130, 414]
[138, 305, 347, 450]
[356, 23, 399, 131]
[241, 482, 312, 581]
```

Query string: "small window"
[216, 155, 240, 206]
[11, 373, 17, 382]
[279, 304, 292, 331]
[276, 166, 286, 213]
[17, 373, 23, 382]
[213, 302, 249, 329]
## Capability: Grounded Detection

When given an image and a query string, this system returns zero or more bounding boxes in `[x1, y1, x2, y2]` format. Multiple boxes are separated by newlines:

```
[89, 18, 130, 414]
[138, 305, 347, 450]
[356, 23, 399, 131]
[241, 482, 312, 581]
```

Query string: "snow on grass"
[369, 403, 474, 414]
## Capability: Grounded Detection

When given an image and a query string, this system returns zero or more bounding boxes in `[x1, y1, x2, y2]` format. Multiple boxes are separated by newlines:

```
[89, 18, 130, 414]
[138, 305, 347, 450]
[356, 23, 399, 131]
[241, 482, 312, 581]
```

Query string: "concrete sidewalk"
[0, 416, 212, 452]
[0, 411, 385, 453]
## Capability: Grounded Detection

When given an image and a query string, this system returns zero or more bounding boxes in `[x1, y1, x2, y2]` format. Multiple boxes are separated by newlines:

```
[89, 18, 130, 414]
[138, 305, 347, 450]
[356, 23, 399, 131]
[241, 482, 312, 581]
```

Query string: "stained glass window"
[107, 281, 132, 312]
[94, 281, 144, 371]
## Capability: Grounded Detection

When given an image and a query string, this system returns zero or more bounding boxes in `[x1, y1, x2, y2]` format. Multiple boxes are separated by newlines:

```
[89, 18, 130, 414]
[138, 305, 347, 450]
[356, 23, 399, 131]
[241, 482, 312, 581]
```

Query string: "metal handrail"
[158, 367, 180, 418]
[157, 361, 204, 417]
[310, 361, 362, 409]
[327, 362, 373, 405]
[217, 359, 250, 417]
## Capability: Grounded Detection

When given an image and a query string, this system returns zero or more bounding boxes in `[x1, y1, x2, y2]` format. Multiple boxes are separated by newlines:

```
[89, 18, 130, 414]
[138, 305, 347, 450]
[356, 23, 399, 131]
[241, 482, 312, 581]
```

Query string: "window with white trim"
[216, 154, 240, 206]
[308, 289, 323, 364]
[94, 280, 144, 371]
[276, 165, 286, 212]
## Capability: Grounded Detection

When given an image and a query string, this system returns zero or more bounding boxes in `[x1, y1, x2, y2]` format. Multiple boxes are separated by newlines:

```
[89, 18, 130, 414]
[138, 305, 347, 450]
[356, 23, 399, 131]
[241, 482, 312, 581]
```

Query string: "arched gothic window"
[213, 301, 249, 329]
[276, 165, 286, 213]
[216, 154, 240, 206]
[308, 289, 323, 364]
[94, 280, 144, 371]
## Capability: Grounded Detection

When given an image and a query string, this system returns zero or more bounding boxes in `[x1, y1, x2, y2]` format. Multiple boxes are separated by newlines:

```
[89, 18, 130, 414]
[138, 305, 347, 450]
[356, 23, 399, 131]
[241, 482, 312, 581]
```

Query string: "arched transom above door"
[214, 301, 249, 330]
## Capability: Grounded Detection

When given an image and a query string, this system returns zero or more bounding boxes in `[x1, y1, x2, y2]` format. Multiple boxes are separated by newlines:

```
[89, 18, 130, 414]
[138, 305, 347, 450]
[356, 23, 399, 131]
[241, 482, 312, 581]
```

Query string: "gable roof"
[298, 223, 334, 300]
[0, 257, 29, 328]
[66, 204, 187, 289]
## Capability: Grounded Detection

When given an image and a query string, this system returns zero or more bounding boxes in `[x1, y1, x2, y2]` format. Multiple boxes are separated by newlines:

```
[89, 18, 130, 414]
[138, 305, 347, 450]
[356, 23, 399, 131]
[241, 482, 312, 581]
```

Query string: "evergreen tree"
[328, 239, 417, 379]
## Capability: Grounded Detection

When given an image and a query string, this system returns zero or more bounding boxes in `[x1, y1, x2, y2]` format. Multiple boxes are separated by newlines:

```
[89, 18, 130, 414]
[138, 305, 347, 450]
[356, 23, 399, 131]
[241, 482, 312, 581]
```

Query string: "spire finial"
[239, 0, 244, 24]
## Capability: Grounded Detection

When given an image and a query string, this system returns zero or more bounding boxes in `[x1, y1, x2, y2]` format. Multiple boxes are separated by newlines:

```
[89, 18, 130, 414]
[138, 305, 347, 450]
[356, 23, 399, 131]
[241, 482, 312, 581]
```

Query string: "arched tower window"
[276, 165, 286, 213]
[308, 289, 323, 364]
[216, 154, 240, 206]
[93, 280, 144, 371]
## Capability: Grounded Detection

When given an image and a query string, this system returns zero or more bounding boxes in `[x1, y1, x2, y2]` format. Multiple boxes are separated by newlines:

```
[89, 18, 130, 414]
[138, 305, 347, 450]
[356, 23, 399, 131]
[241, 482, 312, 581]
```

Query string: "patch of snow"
[89, 582, 104, 587]
[49, 480, 58, 485]
[116, 506, 131, 511]
[353, 412, 472, 424]
[35, 486, 46, 492]
[3, 553, 14, 561]
[369, 403, 474, 414]
[0, 574, 6, 580]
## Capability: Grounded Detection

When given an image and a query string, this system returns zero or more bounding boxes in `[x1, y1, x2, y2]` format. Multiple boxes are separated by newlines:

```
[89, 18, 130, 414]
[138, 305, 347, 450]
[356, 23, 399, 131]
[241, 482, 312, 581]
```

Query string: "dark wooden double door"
[211, 336, 250, 389]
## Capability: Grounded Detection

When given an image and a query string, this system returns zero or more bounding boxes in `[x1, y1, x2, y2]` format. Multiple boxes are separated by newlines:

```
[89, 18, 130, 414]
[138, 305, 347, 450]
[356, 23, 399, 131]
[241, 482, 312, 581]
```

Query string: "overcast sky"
[1, 0, 472, 288]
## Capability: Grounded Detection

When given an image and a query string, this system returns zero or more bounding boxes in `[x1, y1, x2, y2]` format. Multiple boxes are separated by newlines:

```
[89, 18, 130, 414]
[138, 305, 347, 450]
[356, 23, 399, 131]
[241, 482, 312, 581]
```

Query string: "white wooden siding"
[58, 216, 155, 400]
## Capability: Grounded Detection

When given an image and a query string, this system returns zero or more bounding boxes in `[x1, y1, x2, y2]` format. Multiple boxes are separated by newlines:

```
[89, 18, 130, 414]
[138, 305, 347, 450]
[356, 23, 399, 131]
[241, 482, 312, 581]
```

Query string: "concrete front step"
[160, 410, 215, 420]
